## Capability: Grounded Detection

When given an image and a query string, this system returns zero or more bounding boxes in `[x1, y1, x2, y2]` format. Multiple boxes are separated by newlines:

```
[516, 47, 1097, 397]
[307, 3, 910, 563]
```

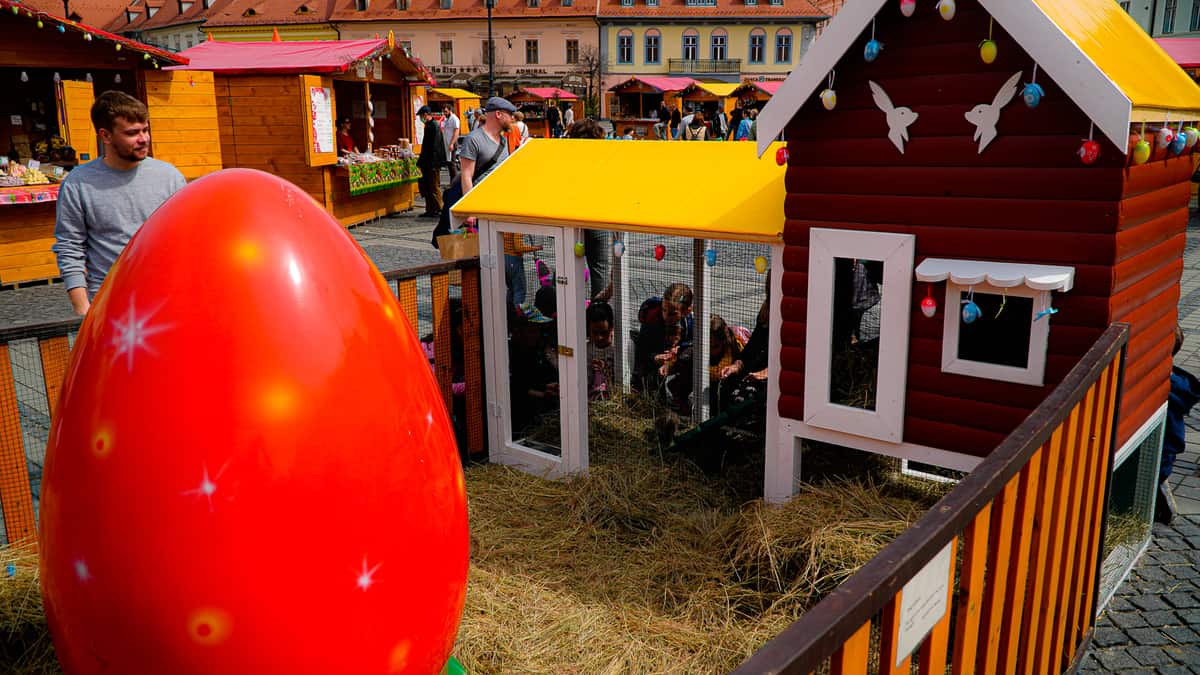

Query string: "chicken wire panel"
[591, 234, 771, 463]
[502, 230, 562, 457]
[9, 338, 51, 526]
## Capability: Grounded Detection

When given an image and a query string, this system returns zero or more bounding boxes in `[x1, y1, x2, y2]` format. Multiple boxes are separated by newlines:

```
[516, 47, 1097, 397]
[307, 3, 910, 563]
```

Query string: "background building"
[598, 0, 825, 118]
[1120, 0, 1200, 37]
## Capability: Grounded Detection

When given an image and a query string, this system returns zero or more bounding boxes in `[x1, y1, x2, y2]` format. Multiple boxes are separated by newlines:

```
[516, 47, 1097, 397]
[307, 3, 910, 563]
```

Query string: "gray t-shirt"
[457, 127, 509, 185]
[52, 157, 186, 295]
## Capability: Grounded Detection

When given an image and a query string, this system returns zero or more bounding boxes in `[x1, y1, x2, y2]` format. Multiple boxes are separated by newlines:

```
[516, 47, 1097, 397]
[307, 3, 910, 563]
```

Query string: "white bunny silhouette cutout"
[869, 80, 919, 154]
[965, 71, 1023, 154]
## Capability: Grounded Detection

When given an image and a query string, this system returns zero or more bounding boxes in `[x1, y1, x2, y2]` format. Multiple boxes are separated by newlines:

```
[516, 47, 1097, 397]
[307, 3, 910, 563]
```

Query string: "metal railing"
[668, 58, 742, 74]
[735, 323, 1129, 674]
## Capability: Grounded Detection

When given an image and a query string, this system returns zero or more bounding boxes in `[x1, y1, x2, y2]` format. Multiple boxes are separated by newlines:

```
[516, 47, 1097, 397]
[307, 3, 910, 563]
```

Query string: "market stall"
[607, 76, 695, 140]
[428, 87, 482, 128]
[678, 82, 740, 135]
[507, 87, 581, 139]
[173, 37, 437, 227]
[730, 80, 782, 112]
[0, 0, 219, 286]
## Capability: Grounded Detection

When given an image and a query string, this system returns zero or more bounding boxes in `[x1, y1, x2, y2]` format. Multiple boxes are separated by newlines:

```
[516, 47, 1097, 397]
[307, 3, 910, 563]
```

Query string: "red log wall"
[778, 0, 1189, 459]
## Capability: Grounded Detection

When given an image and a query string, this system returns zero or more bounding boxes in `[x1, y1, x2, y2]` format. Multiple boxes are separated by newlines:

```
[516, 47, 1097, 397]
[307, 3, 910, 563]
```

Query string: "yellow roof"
[683, 82, 741, 98]
[452, 140, 786, 243]
[1033, 0, 1200, 119]
[431, 88, 481, 100]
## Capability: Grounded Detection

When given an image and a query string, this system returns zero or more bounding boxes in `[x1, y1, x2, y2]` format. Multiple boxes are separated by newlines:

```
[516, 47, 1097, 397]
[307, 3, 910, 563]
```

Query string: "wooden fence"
[734, 323, 1128, 674]
[0, 258, 485, 547]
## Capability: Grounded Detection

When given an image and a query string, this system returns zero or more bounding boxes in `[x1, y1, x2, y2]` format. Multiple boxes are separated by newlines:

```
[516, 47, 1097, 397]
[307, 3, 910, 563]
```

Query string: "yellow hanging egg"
[979, 39, 997, 64]
[754, 256, 768, 274]
[1132, 139, 1151, 165]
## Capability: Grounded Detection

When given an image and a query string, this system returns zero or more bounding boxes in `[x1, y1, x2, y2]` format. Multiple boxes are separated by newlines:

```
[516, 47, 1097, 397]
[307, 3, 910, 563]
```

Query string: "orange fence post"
[1020, 424, 1066, 675]
[461, 268, 485, 456]
[0, 345, 36, 545]
[952, 503, 992, 675]
[397, 278, 419, 335]
[997, 448, 1044, 675]
[1077, 360, 1121, 641]
[880, 594, 912, 675]
[976, 478, 1019, 674]
[431, 272, 453, 414]
[38, 336, 70, 420]
[830, 621, 872, 675]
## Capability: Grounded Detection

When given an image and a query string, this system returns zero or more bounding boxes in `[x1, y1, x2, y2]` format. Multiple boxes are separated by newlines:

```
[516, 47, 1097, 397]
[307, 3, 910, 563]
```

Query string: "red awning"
[753, 81, 783, 95]
[519, 87, 578, 100]
[1155, 38, 1200, 69]
[169, 39, 390, 75]
[610, 76, 697, 93]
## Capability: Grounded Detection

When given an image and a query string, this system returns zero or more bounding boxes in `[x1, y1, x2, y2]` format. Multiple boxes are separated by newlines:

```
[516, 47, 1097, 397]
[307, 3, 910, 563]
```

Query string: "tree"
[574, 45, 603, 118]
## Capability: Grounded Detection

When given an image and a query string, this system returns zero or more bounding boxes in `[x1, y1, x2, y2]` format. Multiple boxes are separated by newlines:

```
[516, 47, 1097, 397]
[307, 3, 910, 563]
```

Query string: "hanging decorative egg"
[115, 43, 122, 51]
[1185, 127, 1200, 149]
[9, 6, 17, 14]
[85, 73, 93, 83]
[1133, 138, 1151, 165]
[1022, 83, 1043, 108]
[961, 300, 981, 324]
[754, 256, 768, 274]
[864, 39, 884, 62]
[612, 240, 625, 258]
[654, 244, 666, 261]
[1170, 131, 1187, 155]
[144, 52, 152, 60]
[979, 39, 997, 64]
[573, 242, 585, 258]
[36, 19, 43, 28]
[114, 73, 122, 84]
[1078, 139, 1100, 165]
[920, 294, 937, 318]
[57, 24, 65, 32]
[820, 88, 837, 111]
[900, 0, 916, 16]
[775, 145, 789, 166]
[936, 0, 956, 20]
[53, 72, 61, 83]
[704, 248, 717, 267]
[1157, 126, 1175, 150]
[84, 32, 92, 41]
[19, 71, 28, 83]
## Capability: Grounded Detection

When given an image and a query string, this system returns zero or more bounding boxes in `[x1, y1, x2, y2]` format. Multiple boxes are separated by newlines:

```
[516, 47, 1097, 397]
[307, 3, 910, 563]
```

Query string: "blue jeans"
[505, 254, 527, 308]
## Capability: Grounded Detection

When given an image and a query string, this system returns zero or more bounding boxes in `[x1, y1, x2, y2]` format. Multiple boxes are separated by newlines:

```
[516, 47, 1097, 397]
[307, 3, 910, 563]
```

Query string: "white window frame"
[940, 281, 1050, 386]
[803, 228, 914, 444]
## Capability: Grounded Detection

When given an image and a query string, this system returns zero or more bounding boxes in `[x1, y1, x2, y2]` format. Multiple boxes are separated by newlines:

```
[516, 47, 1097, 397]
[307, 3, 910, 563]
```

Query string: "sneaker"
[1155, 480, 1178, 525]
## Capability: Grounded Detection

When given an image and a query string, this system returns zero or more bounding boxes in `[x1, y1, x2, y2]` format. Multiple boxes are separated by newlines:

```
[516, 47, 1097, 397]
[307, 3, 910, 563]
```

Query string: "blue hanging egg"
[57, 23, 65, 32]
[612, 240, 625, 258]
[864, 39, 883, 62]
[1170, 131, 1188, 155]
[704, 248, 717, 267]
[1022, 82, 1044, 109]
[962, 300, 981, 324]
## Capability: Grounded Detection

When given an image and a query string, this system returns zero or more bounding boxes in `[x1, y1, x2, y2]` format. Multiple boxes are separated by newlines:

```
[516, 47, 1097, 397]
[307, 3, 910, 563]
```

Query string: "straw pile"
[0, 400, 947, 674]
[455, 397, 948, 673]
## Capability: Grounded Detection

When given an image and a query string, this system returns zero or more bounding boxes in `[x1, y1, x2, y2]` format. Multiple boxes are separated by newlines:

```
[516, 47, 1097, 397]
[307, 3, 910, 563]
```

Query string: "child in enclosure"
[587, 302, 616, 401]
[632, 282, 695, 412]
[708, 314, 751, 412]
[717, 278, 771, 413]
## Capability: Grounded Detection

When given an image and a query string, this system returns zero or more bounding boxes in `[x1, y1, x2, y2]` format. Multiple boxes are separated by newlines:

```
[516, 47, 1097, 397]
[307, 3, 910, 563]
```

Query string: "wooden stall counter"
[326, 157, 421, 226]
[0, 186, 59, 286]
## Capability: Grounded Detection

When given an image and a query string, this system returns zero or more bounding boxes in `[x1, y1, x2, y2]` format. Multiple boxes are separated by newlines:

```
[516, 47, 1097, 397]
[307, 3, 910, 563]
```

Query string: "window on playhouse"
[805, 228, 914, 444]
[916, 258, 1074, 387]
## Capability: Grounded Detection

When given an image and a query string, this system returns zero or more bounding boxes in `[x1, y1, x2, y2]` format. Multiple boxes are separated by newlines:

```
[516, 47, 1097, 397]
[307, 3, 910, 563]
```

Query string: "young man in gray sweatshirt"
[52, 90, 186, 316]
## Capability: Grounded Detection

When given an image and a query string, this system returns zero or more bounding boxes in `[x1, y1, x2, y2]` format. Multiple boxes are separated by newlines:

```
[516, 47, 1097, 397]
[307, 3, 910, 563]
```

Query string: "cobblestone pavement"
[1080, 214, 1200, 672]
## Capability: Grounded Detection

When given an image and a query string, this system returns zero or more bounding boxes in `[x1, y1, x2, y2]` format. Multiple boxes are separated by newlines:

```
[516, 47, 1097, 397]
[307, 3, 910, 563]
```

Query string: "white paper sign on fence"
[895, 542, 954, 667]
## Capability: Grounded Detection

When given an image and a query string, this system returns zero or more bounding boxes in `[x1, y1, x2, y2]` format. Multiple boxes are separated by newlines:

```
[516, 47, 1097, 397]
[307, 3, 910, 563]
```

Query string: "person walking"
[431, 97, 517, 247]
[52, 90, 186, 316]
[416, 105, 447, 218]
[441, 104, 461, 180]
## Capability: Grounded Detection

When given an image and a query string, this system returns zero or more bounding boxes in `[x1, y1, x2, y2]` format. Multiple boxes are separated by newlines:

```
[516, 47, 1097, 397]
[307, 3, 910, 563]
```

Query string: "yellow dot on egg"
[92, 427, 114, 459]
[388, 640, 411, 672]
[233, 240, 261, 265]
[262, 382, 297, 420]
[187, 607, 232, 646]
[383, 304, 395, 320]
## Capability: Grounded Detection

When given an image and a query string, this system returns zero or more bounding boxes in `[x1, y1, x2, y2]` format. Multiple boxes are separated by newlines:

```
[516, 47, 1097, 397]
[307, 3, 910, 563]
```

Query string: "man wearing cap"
[432, 96, 516, 246]
[415, 105, 447, 218]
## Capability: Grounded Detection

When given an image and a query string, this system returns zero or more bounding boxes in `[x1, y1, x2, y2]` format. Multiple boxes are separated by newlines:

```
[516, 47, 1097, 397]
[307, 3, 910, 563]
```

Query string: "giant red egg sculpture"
[40, 169, 469, 674]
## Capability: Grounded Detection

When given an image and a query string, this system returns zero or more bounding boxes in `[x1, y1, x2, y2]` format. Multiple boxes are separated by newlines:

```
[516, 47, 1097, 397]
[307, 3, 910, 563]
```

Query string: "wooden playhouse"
[171, 38, 436, 227]
[752, 0, 1200, 504]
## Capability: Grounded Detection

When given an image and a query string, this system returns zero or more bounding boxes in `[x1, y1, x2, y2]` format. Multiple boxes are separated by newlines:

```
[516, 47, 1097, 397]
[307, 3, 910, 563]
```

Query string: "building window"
[185, 33, 194, 47]
[682, 29, 699, 60]
[620, 0, 632, 6]
[1119, 1, 1129, 10]
[710, 29, 727, 60]
[748, 28, 765, 63]
[566, 39, 579, 64]
[525, 39, 539, 64]
[481, 39, 493, 64]
[1164, 0, 1177, 33]
[396, 0, 408, 8]
[745, 0, 757, 4]
[400, 40, 412, 56]
[645, 29, 660, 64]
[1191, 0, 1200, 30]
[617, 30, 633, 64]
[354, 0, 366, 9]
[563, 0, 572, 5]
[768, 0, 782, 5]
[775, 28, 792, 63]
[440, 40, 453, 65]
[647, 0, 658, 5]
[528, 0, 539, 5]
[685, 0, 716, 5]
[439, 0, 450, 8]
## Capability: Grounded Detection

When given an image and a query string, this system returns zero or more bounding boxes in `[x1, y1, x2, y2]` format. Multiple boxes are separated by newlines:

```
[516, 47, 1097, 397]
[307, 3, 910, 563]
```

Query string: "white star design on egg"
[182, 461, 231, 512]
[111, 296, 170, 373]
[74, 559, 91, 582]
[356, 557, 382, 592]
